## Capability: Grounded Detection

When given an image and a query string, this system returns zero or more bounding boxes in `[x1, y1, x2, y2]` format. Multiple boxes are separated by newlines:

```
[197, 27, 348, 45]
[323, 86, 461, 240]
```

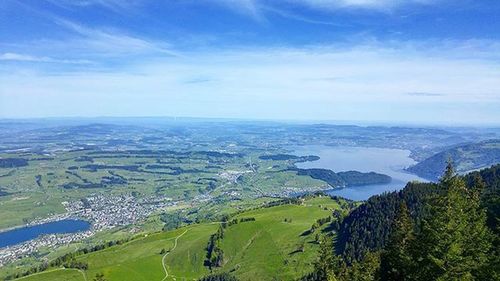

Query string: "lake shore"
[292, 145, 429, 200]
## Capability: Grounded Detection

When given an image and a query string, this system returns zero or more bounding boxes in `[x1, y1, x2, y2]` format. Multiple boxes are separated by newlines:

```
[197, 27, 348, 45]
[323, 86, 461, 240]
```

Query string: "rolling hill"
[13, 196, 351, 281]
[407, 139, 500, 181]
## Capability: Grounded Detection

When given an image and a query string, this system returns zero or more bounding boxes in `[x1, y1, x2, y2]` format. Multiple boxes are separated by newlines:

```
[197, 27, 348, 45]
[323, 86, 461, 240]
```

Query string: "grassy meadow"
[14, 196, 347, 281]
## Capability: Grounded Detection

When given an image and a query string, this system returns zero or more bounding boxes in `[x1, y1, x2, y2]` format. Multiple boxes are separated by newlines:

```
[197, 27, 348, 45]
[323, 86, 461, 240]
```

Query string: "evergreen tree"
[380, 202, 414, 281]
[313, 235, 337, 281]
[411, 163, 493, 280]
[465, 173, 500, 280]
[337, 251, 380, 281]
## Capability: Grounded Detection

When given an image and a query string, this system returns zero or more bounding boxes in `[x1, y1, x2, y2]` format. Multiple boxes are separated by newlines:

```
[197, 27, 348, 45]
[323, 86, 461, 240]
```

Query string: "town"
[0, 194, 175, 266]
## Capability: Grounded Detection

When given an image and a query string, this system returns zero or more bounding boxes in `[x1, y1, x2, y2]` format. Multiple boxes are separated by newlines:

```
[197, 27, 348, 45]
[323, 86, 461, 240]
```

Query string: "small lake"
[294, 145, 430, 201]
[0, 219, 90, 248]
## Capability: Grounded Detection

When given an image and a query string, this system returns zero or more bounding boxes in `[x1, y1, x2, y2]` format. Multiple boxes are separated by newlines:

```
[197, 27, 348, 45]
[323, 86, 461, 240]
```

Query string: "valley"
[0, 120, 499, 280]
[7, 196, 351, 281]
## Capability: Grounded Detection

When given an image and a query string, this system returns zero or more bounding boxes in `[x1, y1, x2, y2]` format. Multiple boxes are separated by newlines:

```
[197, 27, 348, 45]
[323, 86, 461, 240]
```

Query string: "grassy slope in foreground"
[14, 269, 86, 281]
[18, 196, 348, 281]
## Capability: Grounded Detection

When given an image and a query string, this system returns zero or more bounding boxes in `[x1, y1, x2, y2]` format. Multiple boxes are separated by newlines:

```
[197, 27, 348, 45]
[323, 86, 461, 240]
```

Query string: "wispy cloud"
[208, 0, 441, 20]
[0, 52, 92, 64]
[207, 0, 266, 22]
[182, 77, 217, 84]
[1, 1, 498, 124]
[49, 18, 179, 58]
[44, 0, 142, 14]
[262, 5, 351, 26]
[3, 3, 180, 64]
[406, 92, 445, 97]
[284, 0, 438, 10]
[2, 40, 499, 124]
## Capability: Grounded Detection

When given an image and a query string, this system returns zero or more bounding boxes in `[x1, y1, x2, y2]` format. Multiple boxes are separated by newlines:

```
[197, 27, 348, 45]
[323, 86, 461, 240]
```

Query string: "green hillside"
[336, 164, 500, 264]
[13, 196, 350, 281]
[407, 139, 500, 180]
[14, 269, 86, 281]
[302, 164, 500, 281]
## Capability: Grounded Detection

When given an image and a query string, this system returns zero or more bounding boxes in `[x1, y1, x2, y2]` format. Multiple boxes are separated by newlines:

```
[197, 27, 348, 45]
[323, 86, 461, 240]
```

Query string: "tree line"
[303, 163, 500, 280]
[205, 217, 256, 269]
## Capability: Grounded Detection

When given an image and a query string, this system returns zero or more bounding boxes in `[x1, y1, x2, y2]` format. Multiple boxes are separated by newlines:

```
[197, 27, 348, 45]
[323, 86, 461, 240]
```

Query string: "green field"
[16, 269, 86, 281]
[13, 196, 348, 281]
[215, 196, 343, 280]
[0, 149, 325, 230]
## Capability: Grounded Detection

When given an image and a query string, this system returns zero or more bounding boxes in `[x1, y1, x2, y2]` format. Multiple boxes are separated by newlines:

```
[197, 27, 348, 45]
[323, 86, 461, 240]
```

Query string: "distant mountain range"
[407, 139, 500, 181]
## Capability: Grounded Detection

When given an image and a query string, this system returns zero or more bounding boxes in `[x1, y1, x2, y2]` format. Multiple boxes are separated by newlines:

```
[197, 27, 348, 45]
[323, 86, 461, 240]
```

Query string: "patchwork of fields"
[0, 149, 327, 229]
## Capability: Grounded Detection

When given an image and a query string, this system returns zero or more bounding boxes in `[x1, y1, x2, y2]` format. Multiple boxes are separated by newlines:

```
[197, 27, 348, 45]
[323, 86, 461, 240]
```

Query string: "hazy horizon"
[1, 1, 500, 124]
[1, 115, 500, 128]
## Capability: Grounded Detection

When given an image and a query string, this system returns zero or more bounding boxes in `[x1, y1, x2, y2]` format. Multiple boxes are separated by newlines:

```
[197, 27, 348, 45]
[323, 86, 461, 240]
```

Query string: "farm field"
[0, 148, 326, 230]
[14, 196, 349, 281]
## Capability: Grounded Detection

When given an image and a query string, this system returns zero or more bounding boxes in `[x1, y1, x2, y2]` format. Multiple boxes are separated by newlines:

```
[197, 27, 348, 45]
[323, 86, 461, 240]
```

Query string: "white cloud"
[0, 52, 92, 64]
[285, 0, 437, 9]
[204, 0, 266, 21]
[262, 5, 349, 26]
[0, 3, 178, 60]
[1, 41, 499, 124]
[208, 0, 441, 17]
[47, 18, 179, 58]
[44, 0, 142, 14]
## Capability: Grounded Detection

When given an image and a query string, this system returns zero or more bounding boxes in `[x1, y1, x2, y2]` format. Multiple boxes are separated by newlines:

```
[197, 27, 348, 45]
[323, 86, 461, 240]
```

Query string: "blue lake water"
[0, 219, 90, 248]
[294, 145, 430, 201]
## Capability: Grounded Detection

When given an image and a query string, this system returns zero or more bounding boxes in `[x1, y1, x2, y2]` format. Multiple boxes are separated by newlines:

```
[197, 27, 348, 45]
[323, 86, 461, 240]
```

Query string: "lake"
[294, 145, 430, 201]
[0, 219, 90, 248]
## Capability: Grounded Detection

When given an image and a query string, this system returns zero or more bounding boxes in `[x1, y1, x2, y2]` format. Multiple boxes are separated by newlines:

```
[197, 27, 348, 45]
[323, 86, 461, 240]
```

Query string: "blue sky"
[1, 0, 500, 125]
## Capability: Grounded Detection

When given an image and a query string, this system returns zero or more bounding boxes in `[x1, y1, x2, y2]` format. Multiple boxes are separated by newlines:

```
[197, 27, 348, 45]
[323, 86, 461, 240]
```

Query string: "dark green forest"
[293, 168, 392, 188]
[303, 164, 500, 280]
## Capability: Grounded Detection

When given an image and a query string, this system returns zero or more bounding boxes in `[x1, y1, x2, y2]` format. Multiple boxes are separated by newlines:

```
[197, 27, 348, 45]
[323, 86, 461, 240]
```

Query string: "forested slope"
[337, 164, 500, 263]
[302, 164, 500, 281]
[407, 140, 500, 180]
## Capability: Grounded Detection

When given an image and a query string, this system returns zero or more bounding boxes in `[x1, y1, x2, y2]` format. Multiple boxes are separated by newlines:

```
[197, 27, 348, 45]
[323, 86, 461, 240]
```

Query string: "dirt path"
[77, 269, 88, 281]
[160, 229, 189, 281]
[159, 221, 224, 281]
